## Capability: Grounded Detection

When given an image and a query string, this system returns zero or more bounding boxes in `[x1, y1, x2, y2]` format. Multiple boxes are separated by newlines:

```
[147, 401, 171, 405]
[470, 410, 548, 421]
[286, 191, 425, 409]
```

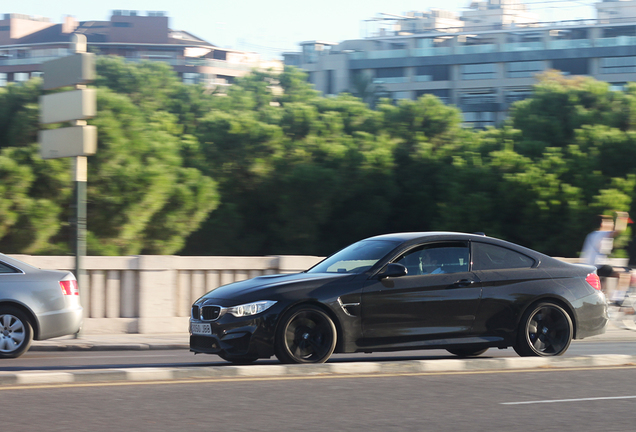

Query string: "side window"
[394, 242, 469, 275]
[0, 261, 19, 274]
[472, 242, 535, 270]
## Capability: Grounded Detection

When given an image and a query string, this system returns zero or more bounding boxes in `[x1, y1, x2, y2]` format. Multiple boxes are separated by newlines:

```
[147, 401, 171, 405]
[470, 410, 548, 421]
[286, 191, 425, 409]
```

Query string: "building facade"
[0, 11, 266, 89]
[286, 0, 636, 128]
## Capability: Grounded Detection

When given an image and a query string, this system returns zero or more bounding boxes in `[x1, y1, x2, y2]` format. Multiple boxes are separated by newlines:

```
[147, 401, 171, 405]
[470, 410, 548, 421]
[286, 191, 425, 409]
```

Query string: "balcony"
[412, 47, 453, 57]
[501, 41, 545, 52]
[0, 54, 70, 66]
[373, 77, 409, 84]
[595, 36, 636, 47]
[455, 44, 497, 54]
[548, 39, 593, 49]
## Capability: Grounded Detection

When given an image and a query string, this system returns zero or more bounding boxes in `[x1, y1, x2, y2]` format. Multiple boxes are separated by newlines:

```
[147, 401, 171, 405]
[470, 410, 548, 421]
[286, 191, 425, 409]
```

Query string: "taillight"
[585, 273, 602, 291]
[60, 280, 79, 295]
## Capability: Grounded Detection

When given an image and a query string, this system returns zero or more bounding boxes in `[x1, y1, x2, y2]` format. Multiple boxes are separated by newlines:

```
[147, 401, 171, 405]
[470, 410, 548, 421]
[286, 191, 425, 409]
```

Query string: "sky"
[9, 0, 599, 59]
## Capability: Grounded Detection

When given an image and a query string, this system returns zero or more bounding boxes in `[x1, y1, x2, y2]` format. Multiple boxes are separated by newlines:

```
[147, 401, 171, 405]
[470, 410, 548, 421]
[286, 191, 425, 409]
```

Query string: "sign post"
[39, 34, 96, 337]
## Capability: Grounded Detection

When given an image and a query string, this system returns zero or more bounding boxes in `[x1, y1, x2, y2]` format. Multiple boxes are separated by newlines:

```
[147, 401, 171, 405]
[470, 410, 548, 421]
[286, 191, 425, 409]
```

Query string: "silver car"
[0, 253, 83, 358]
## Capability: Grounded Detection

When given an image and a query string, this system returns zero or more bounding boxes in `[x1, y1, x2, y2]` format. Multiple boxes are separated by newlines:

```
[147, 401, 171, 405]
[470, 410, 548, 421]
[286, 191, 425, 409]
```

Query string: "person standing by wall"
[581, 212, 631, 300]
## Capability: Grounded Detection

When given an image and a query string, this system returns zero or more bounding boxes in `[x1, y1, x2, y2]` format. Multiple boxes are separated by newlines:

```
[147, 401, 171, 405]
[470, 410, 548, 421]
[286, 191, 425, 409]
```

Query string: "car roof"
[367, 231, 489, 243]
[365, 231, 557, 263]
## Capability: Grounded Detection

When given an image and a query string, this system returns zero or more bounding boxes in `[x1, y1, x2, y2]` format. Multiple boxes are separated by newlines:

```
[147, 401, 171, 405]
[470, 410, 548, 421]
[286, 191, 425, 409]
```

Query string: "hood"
[198, 272, 353, 302]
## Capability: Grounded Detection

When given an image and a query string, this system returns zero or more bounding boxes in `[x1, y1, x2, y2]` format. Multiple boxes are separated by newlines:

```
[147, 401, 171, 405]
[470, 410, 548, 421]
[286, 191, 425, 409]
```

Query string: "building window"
[601, 57, 636, 74]
[0, 73, 6, 87]
[416, 89, 450, 103]
[302, 45, 317, 64]
[374, 67, 407, 84]
[138, 50, 176, 59]
[414, 65, 450, 81]
[609, 82, 627, 91]
[212, 51, 227, 61]
[552, 58, 588, 75]
[30, 48, 70, 58]
[392, 91, 411, 101]
[182, 72, 199, 85]
[218, 75, 234, 85]
[505, 88, 532, 103]
[326, 70, 334, 95]
[602, 26, 636, 38]
[463, 111, 496, 128]
[113, 22, 133, 27]
[283, 54, 301, 67]
[375, 67, 405, 78]
[13, 72, 29, 82]
[506, 61, 544, 78]
[461, 63, 496, 80]
[459, 90, 497, 105]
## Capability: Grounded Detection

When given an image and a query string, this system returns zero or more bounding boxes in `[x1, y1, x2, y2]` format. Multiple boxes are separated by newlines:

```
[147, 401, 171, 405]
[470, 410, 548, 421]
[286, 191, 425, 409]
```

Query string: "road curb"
[29, 343, 190, 352]
[2, 355, 635, 387]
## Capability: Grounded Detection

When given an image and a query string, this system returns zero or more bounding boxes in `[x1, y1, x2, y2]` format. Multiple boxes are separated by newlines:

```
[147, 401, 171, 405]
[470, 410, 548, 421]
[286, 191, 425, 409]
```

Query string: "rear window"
[0, 261, 20, 274]
[472, 242, 535, 270]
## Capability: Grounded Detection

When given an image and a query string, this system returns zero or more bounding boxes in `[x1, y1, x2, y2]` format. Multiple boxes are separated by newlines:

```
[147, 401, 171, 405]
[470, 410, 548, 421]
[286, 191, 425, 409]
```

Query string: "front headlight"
[226, 300, 277, 317]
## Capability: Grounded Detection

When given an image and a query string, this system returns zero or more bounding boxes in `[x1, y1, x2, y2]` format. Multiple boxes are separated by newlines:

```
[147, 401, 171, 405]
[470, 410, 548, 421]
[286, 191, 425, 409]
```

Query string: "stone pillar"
[137, 255, 183, 334]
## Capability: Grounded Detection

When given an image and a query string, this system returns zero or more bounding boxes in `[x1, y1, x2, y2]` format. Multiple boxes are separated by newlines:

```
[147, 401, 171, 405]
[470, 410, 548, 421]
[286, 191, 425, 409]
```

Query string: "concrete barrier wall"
[8, 255, 323, 335]
[9, 254, 626, 335]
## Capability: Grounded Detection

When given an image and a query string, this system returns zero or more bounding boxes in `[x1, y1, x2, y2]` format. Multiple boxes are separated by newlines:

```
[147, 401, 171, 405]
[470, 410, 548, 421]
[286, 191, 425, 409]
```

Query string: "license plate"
[191, 323, 212, 335]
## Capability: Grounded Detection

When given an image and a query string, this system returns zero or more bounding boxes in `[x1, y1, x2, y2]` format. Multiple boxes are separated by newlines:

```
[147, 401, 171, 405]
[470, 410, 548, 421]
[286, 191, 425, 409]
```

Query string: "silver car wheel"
[0, 313, 26, 352]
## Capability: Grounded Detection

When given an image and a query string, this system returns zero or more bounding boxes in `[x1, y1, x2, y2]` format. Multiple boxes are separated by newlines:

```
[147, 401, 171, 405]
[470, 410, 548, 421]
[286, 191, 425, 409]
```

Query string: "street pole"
[74, 154, 87, 337]
[39, 33, 96, 339]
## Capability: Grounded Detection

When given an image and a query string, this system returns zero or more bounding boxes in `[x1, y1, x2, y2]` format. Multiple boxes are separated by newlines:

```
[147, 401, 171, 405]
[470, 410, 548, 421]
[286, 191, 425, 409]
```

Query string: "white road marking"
[502, 395, 636, 405]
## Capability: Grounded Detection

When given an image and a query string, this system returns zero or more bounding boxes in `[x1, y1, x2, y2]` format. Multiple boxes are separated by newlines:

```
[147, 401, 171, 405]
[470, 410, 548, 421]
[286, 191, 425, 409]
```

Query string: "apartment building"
[0, 11, 263, 88]
[285, 0, 636, 128]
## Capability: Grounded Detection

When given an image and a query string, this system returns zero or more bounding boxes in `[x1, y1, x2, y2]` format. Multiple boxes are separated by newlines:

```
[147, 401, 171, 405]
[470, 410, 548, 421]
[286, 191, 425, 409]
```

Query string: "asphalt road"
[2, 366, 634, 431]
[2, 340, 635, 372]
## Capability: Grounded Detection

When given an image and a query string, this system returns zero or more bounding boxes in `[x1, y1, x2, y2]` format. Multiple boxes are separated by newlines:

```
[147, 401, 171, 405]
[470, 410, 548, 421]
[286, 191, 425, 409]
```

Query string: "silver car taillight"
[60, 274, 79, 295]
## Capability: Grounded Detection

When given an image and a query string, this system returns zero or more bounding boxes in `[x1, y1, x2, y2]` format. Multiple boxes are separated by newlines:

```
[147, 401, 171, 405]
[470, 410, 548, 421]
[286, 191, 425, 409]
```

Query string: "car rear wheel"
[0, 306, 33, 359]
[447, 348, 488, 357]
[217, 352, 259, 364]
[275, 305, 337, 364]
[514, 302, 573, 357]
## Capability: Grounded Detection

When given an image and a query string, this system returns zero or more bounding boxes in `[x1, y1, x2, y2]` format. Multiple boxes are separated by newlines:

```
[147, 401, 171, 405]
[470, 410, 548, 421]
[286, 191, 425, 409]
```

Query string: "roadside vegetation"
[0, 59, 633, 258]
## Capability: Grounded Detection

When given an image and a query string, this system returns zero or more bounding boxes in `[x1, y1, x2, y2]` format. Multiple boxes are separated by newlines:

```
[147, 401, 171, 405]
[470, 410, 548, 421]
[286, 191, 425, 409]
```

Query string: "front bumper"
[189, 314, 277, 358]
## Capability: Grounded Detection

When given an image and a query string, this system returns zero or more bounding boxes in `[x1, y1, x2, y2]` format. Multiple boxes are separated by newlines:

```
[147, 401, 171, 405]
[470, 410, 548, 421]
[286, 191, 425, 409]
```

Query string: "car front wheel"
[275, 305, 337, 364]
[514, 302, 573, 357]
[0, 306, 33, 359]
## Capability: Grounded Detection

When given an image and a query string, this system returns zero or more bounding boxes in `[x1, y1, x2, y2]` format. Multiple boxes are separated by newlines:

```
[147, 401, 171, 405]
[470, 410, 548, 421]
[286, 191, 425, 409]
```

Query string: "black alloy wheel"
[0, 306, 33, 359]
[217, 352, 259, 364]
[514, 302, 573, 357]
[275, 305, 337, 364]
[446, 348, 489, 357]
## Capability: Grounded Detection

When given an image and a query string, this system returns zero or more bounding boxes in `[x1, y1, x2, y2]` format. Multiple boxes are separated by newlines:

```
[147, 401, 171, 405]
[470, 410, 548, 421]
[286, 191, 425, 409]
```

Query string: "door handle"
[452, 279, 475, 288]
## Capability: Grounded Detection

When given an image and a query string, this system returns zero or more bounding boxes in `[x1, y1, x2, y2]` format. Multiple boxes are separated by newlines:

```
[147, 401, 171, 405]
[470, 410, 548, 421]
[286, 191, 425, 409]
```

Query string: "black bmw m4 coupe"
[190, 232, 608, 364]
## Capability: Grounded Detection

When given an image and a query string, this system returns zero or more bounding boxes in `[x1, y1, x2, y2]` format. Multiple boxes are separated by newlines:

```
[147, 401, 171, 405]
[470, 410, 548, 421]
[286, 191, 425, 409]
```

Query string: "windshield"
[307, 240, 399, 274]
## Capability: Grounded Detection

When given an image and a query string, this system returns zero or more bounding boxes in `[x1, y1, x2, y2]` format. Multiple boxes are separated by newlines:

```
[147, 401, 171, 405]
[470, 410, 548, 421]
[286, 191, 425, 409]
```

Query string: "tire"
[217, 352, 259, 364]
[447, 348, 488, 357]
[275, 305, 337, 364]
[0, 306, 33, 359]
[514, 302, 573, 357]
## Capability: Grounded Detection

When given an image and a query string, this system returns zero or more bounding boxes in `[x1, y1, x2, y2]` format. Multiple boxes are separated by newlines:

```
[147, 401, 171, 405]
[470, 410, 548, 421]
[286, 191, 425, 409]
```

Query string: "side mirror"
[379, 263, 408, 279]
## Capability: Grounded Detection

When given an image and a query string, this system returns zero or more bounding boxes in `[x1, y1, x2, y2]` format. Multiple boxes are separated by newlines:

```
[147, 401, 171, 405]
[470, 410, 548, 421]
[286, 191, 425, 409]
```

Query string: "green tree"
[0, 58, 219, 255]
